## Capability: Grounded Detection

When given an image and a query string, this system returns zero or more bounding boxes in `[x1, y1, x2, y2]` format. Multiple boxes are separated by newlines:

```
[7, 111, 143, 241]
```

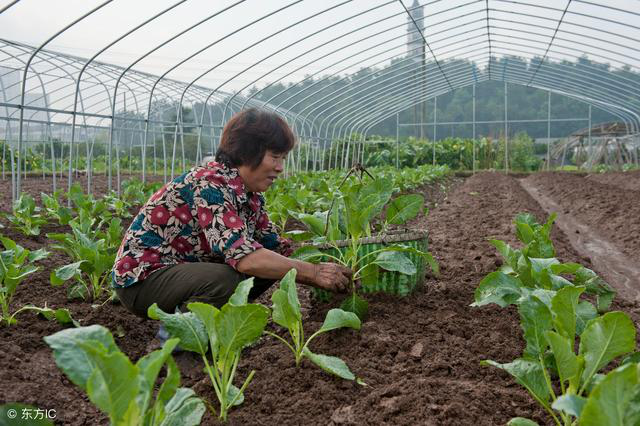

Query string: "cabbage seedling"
[267, 269, 361, 380]
[44, 324, 205, 425]
[148, 278, 269, 422]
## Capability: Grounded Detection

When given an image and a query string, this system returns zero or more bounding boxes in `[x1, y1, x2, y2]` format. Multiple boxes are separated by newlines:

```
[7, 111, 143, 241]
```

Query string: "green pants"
[115, 262, 275, 318]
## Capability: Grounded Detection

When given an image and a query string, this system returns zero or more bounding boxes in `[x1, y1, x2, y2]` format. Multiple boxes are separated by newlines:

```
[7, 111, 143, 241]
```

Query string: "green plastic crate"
[312, 230, 429, 297]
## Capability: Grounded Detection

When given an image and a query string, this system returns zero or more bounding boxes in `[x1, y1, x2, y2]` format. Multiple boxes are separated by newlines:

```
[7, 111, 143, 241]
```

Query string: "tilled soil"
[586, 169, 640, 192]
[0, 172, 639, 425]
[524, 172, 640, 265]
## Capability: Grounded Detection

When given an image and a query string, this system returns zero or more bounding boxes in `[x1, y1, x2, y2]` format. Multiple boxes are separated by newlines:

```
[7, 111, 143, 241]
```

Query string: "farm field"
[1, 171, 639, 425]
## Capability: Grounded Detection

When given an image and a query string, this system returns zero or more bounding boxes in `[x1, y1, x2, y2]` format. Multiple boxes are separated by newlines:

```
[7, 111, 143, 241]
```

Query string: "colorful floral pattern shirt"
[111, 161, 292, 288]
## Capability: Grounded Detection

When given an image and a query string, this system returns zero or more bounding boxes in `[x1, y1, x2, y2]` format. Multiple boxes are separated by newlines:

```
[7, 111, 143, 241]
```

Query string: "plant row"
[473, 213, 639, 425]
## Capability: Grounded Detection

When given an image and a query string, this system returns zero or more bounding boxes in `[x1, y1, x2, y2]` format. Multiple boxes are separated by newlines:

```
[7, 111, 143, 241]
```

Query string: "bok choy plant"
[472, 213, 614, 312]
[44, 324, 205, 425]
[1, 194, 49, 236]
[148, 278, 269, 422]
[267, 269, 361, 380]
[473, 213, 636, 425]
[48, 216, 122, 301]
[0, 235, 48, 326]
[292, 171, 438, 319]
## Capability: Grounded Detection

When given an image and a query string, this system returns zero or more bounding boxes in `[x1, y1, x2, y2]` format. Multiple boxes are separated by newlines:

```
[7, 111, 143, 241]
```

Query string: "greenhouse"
[0, 0, 639, 424]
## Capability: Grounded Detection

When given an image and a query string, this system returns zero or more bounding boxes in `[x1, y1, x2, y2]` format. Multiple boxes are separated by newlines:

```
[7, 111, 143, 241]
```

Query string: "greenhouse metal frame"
[1, 0, 639, 200]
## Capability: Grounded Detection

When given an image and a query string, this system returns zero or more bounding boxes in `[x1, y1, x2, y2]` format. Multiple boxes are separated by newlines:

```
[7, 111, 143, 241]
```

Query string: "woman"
[112, 108, 352, 320]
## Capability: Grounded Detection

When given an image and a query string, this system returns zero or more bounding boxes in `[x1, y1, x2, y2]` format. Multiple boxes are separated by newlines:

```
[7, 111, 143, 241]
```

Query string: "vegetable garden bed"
[1, 172, 639, 425]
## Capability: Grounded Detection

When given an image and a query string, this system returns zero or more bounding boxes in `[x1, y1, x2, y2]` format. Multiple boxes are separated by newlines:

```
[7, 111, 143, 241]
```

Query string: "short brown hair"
[215, 108, 295, 169]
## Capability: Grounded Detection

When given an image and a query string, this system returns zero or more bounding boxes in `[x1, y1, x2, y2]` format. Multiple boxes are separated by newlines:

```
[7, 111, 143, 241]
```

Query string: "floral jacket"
[111, 161, 291, 288]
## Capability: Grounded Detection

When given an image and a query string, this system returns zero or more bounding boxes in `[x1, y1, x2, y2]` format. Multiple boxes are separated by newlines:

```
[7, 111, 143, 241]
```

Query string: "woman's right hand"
[313, 262, 352, 293]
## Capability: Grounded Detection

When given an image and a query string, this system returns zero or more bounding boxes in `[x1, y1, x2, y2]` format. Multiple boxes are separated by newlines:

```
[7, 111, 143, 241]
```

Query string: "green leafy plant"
[48, 217, 122, 301]
[472, 213, 614, 311]
[7, 302, 79, 327]
[2, 194, 49, 236]
[41, 191, 74, 226]
[483, 287, 636, 426]
[267, 269, 361, 379]
[292, 171, 438, 319]
[0, 236, 48, 326]
[44, 324, 205, 425]
[148, 278, 269, 422]
[472, 213, 637, 425]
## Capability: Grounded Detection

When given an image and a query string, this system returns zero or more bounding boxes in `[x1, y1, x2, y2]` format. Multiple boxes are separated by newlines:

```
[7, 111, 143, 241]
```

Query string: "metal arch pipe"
[396, 0, 453, 91]
[331, 62, 635, 154]
[312, 39, 640, 141]
[119, 0, 248, 186]
[301, 32, 639, 136]
[68, 0, 187, 197]
[237, 0, 399, 111]
[289, 4, 640, 131]
[0, 0, 20, 15]
[269, 13, 488, 119]
[198, 1, 346, 128]
[239, 0, 481, 111]
[15, 0, 113, 200]
[346, 67, 638, 155]
[142, 0, 296, 180]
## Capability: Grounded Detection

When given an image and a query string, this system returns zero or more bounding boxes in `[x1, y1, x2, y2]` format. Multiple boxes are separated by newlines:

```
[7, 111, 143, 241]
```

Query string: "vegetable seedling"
[267, 269, 361, 380]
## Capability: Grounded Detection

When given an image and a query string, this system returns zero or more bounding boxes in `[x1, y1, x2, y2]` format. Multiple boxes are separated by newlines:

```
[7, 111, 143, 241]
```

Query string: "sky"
[1, 0, 638, 96]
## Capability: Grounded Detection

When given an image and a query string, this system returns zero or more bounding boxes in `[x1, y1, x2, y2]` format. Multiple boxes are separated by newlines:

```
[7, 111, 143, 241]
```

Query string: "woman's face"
[238, 150, 287, 193]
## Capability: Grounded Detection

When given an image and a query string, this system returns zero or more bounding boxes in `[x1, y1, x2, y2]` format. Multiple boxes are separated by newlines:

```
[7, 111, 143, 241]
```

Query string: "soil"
[1, 172, 639, 425]
[585, 169, 640, 192]
[524, 172, 640, 266]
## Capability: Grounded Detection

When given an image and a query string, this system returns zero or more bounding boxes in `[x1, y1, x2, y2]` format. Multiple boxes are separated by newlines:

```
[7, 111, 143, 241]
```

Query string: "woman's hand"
[313, 262, 353, 293]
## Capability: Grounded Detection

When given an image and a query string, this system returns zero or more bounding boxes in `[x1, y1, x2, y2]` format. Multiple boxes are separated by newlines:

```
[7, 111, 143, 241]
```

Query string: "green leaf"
[296, 212, 327, 236]
[386, 194, 424, 225]
[518, 295, 552, 358]
[43, 324, 118, 389]
[318, 309, 361, 333]
[576, 301, 598, 336]
[471, 271, 523, 307]
[490, 239, 520, 270]
[187, 302, 219, 349]
[136, 338, 180, 415]
[551, 285, 584, 339]
[579, 311, 636, 389]
[271, 269, 301, 329]
[290, 246, 324, 262]
[51, 261, 84, 286]
[147, 304, 209, 355]
[228, 277, 254, 306]
[34, 306, 80, 327]
[507, 418, 540, 426]
[359, 262, 379, 287]
[156, 356, 181, 408]
[79, 341, 139, 423]
[372, 251, 416, 275]
[283, 229, 313, 242]
[28, 248, 49, 262]
[482, 359, 550, 407]
[215, 304, 270, 353]
[546, 331, 579, 390]
[552, 394, 586, 418]
[340, 293, 369, 321]
[580, 363, 640, 426]
[302, 347, 356, 380]
[161, 388, 206, 426]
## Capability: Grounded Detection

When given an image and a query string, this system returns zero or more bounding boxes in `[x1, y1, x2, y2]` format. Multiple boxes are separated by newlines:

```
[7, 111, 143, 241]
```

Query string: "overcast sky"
[1, 0, 638, 94]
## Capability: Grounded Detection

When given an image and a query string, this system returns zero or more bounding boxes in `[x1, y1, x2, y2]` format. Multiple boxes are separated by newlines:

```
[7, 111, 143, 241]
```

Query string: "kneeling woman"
[112, 108, 351, 319]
